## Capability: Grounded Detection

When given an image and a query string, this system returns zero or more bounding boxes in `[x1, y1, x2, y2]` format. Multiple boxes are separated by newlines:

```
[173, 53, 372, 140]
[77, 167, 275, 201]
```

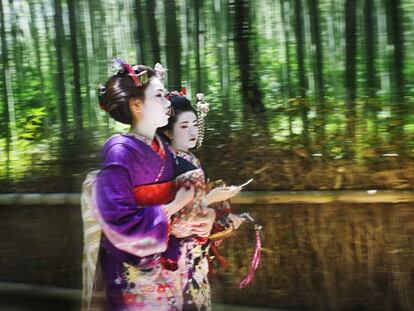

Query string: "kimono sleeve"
[94, 143, 170, 257]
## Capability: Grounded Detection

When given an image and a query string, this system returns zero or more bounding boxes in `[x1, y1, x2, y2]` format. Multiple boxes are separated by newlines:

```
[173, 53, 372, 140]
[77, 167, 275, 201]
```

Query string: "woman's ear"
[129, 98, 143, 121]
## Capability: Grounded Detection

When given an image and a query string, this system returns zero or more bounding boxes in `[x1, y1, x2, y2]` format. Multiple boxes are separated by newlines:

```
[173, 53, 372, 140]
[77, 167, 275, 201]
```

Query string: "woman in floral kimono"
[159, 93, 244, 311]
[83, 61, 195, 311]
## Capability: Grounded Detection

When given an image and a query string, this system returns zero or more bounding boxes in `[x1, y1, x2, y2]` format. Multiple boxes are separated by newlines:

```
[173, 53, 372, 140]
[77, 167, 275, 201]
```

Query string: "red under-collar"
[151, 139, 166, 160]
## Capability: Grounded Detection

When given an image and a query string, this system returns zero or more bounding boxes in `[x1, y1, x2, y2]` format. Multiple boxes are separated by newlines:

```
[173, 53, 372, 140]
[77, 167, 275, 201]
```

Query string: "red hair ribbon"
[122, 63, 142, 87]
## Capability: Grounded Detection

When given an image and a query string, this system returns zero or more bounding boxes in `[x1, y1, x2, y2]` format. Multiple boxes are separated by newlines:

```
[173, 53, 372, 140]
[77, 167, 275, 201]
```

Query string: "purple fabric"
[95, 134, 177, 309]
[97, 134, 175, 261]
[162, 236, 182, 265]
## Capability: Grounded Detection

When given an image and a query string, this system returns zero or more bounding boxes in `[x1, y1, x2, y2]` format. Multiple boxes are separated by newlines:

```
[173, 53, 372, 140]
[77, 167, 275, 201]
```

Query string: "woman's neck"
[129, 121, 156, 141]
[172, 142, 189, 153]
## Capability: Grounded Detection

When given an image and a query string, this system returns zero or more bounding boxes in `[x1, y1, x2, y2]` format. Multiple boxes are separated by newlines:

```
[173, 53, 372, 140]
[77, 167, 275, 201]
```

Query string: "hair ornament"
[98, 83, 107, 96]
[195, 93, 209, 148]
[112, 57, 150, 87]
[112, 57, 129, 74]
[196, 93, 209, 114]
[135, 70, 149, 85]
[98, 83, 109, 112]
[123, 63, 142, 87]
[165, 87, 187, 101]
[154, 63, 166, 82]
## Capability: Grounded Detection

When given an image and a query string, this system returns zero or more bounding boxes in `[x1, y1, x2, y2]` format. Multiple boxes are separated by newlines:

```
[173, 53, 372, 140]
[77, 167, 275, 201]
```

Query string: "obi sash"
[133, 180, 180, 271]
[133, 180, 177, 206]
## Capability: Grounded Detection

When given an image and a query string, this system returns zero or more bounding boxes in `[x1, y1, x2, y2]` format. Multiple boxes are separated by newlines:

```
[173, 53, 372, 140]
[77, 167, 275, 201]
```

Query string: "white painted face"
[171, 111, 199, 151]
[140, 77, 170, 128]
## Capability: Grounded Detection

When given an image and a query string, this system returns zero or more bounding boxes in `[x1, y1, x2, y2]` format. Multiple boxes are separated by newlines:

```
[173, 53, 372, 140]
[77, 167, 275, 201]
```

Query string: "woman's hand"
[164, 186, 195, 218]
[190, 208, 216, 237]
[170, 223, 193, 238]
[170, 208, 216, 238]
[227, 213, 244, 230]
[205, 186, 241, 205]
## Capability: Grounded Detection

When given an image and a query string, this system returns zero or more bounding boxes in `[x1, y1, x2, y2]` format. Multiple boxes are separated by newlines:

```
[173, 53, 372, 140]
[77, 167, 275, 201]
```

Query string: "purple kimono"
[95, 134, 182, 310]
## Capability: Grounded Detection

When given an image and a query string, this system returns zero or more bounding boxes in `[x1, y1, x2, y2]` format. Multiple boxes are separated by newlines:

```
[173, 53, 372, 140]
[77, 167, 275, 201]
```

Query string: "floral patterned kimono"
[82, 133, 183, 311]
[163, 150, 212, 311]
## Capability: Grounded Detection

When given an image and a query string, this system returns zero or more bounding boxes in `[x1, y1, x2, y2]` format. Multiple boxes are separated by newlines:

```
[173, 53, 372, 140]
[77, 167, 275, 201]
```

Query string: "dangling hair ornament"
[196, 93, 209, 148]
[154, 63, 166, 82]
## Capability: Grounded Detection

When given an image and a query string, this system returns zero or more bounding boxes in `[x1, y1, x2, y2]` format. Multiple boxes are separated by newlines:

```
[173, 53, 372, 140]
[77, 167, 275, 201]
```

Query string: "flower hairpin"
[154, 63, 166, 82]
[112, 57, 125, 72]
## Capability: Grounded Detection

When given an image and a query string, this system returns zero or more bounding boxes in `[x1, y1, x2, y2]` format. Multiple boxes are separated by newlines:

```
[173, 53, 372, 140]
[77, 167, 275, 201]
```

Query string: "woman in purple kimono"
[84, 61, 195, 311]
[158, 93, 244, 311]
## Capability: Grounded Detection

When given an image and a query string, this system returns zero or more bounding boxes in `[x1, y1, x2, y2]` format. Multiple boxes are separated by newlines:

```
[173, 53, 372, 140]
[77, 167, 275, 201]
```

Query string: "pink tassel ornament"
[238, 224, 263, 288]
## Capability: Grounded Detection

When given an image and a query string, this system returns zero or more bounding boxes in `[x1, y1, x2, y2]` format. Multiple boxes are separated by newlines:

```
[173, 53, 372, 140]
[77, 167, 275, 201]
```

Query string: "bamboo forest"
[0, 0, 413, 191]
[1, 0, 414, 310]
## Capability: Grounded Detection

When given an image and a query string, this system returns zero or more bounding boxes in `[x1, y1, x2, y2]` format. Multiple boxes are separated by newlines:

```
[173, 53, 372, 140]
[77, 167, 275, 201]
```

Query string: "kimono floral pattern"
[179, 238, 211, 311]
[113, 262, 181, 311]
[170, 150, 212, 311]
